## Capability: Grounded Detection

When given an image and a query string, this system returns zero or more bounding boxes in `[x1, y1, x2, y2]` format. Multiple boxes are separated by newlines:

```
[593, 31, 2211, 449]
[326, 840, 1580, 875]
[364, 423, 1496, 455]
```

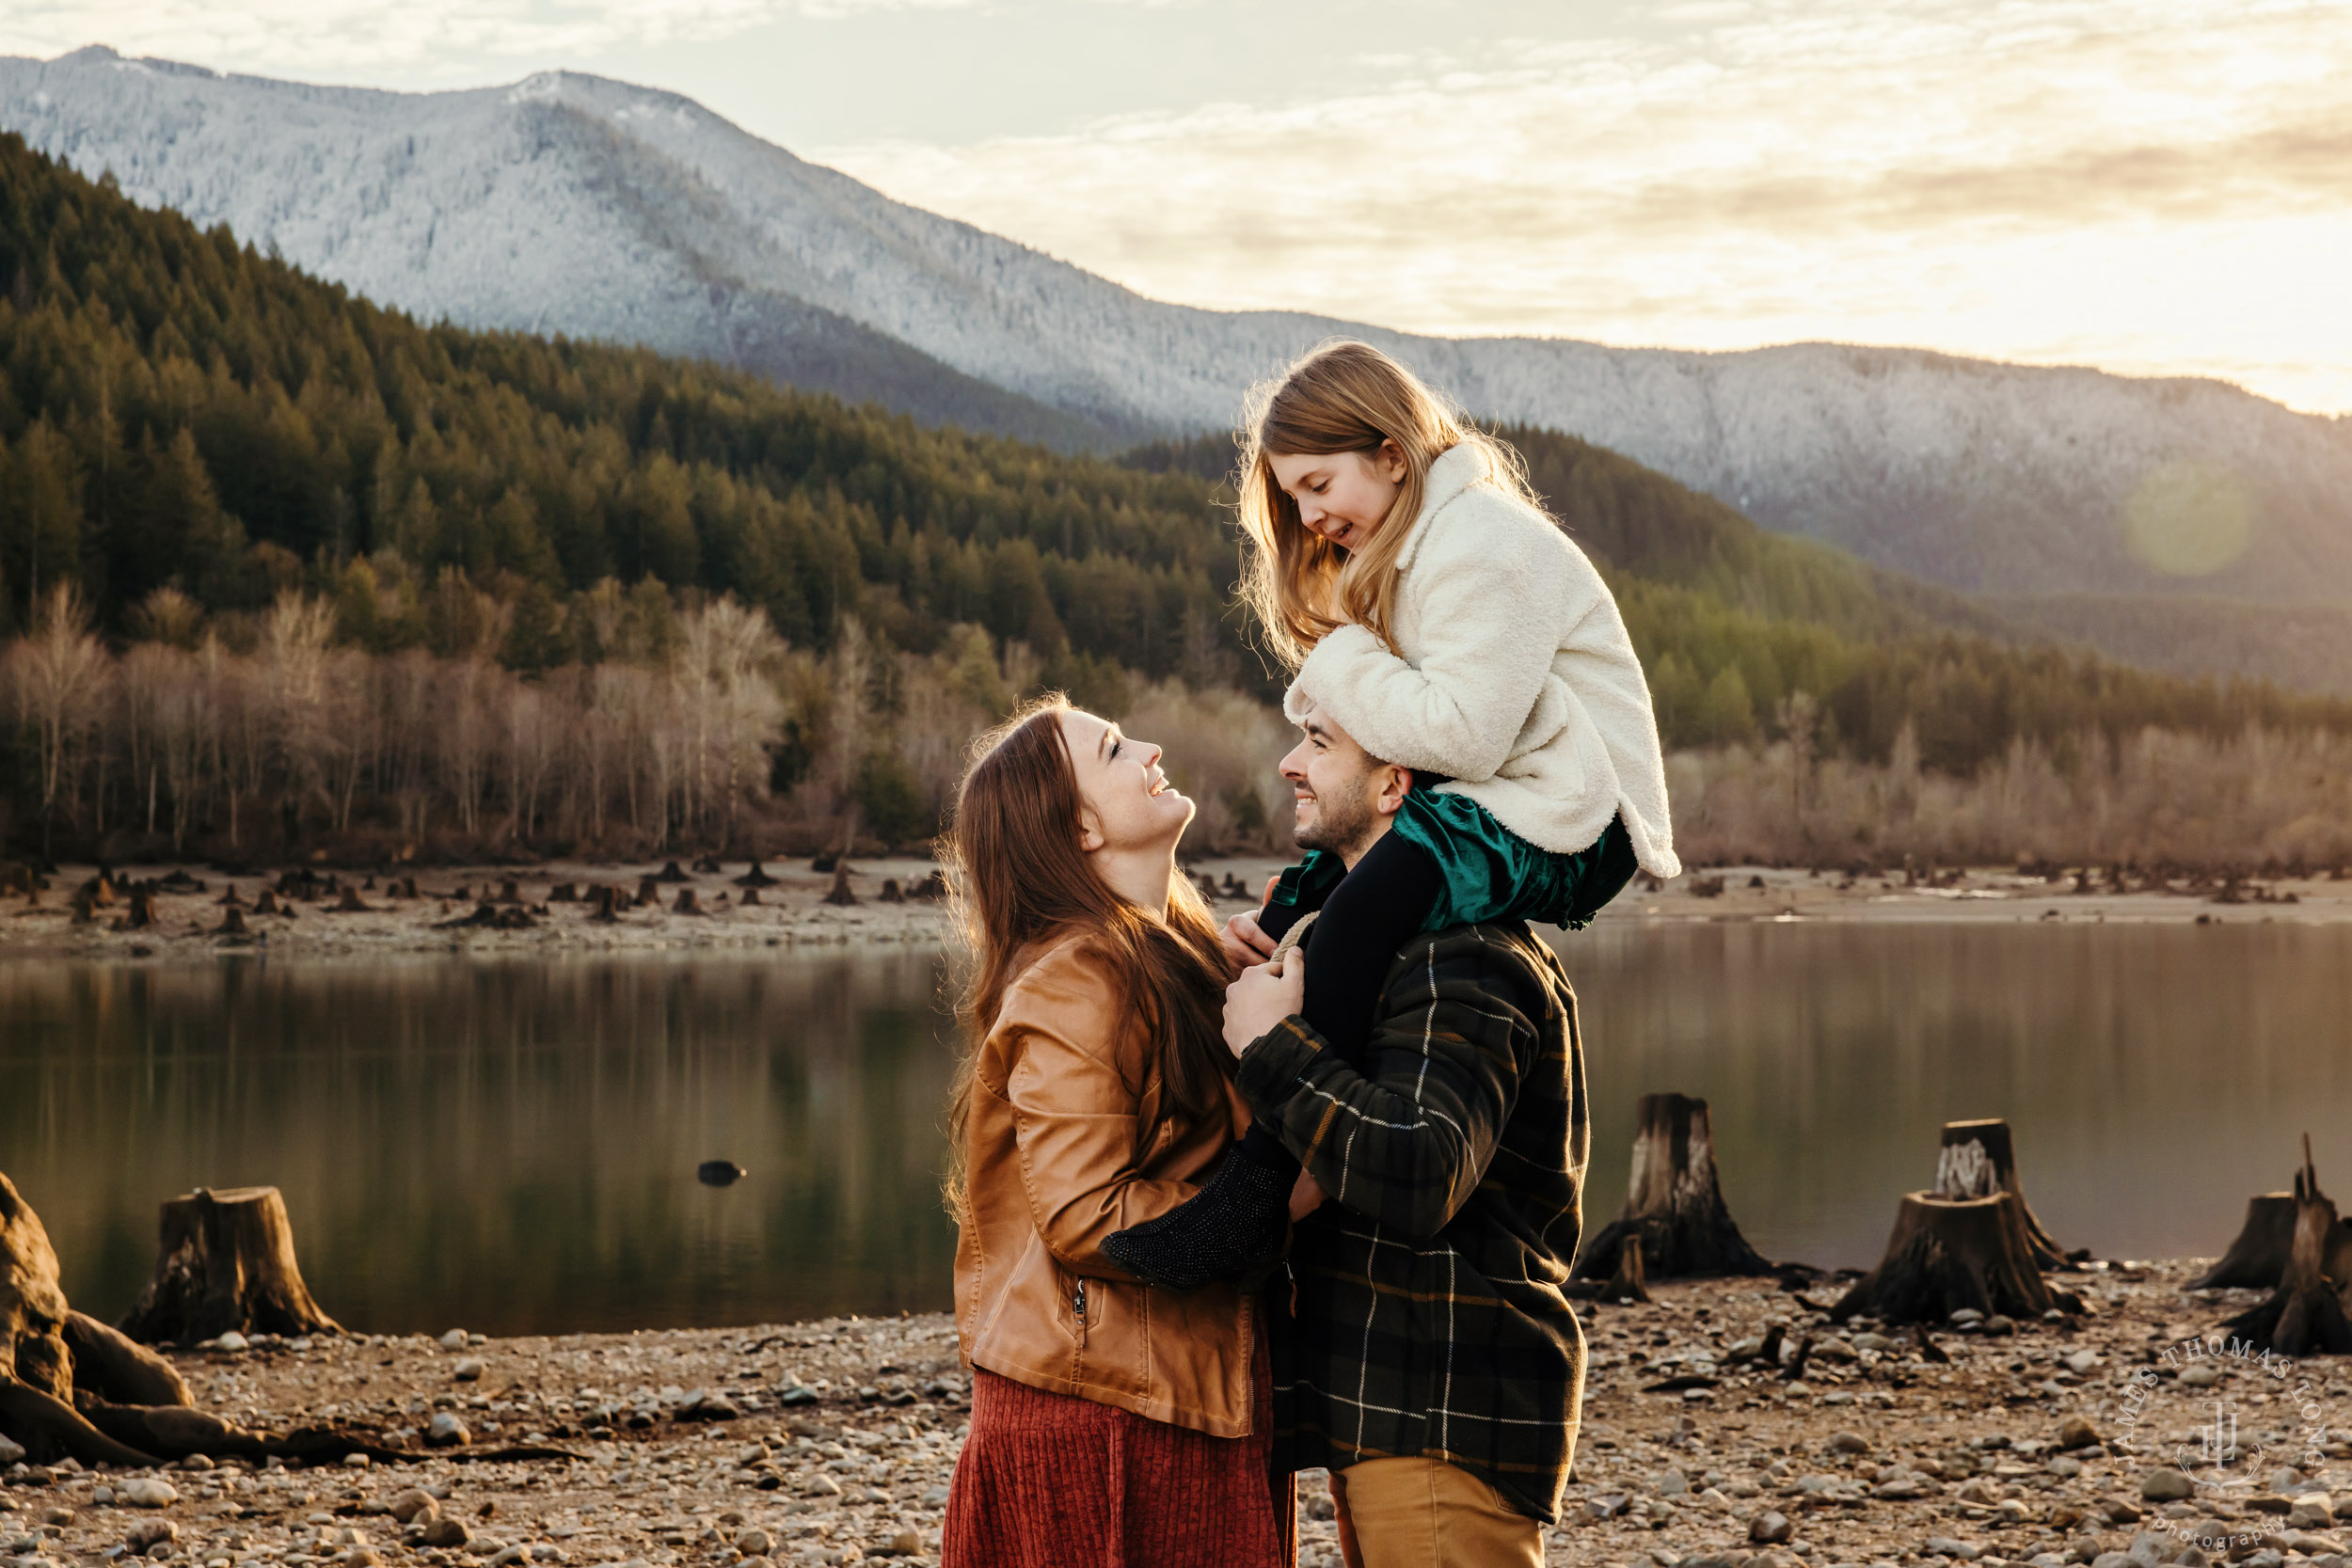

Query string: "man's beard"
[1294, 770, 1380, 859]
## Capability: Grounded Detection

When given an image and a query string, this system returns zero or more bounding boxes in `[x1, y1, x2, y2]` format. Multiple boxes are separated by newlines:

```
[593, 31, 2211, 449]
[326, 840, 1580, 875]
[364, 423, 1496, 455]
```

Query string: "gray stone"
[418, 1519, 469, 1550]
[453, 1359, 485, 1383]
[438, 1330, 469, 1351]
[2141, 1471, 2194, 1503]
[1827, 1432, 1871, 1456]
[389, 1492, 439, 1526]
[1924, 1538, 1982, 1560]
[734, 1531, 771, 1556]
[0, 1436, 22, 1465]
[123, 1524, 176, 1553]
[2058, 1418, 2102, 1450]
[1657, 1469, 1691, 1497]
[1751, 1512, 1794, 1544]
[116, 1481, 178, 1510]
[425, 1413, 470, 1448]
[213, 1332, 249, 1354]
[803, 1475, 843, 1497]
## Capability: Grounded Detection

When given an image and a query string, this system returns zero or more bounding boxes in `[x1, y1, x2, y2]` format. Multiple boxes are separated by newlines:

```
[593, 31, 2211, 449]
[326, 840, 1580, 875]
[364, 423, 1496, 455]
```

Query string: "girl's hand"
[1221, 910, 1275, 976]
[1223, 948, 1306, 1057]
[1289, 1171, 1328, 1221]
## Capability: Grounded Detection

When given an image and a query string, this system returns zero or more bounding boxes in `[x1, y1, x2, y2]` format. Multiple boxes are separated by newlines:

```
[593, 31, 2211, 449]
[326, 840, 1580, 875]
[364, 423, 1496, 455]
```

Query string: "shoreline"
[11, 860, 2352, 963]
[4, 1259, 2347, 1568]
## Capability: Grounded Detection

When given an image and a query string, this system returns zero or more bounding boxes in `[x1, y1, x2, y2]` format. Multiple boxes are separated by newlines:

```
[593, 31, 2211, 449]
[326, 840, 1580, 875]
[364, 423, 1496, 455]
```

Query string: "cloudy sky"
[7, 0, 2349, 413]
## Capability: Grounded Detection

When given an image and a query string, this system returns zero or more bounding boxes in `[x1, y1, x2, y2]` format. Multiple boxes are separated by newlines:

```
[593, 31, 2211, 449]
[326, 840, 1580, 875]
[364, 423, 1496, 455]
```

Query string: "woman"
[939, 695, 1290, 1566]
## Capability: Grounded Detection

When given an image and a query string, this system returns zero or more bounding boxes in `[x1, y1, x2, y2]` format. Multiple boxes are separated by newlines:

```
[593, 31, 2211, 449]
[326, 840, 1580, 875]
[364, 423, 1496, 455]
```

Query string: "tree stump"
[636, 875, 661, 906]
[824, 865, 858, 907]
[656, 861, 690, 883]
[548, 881, 578, 902]
[1831, 1192, 2083, 1324]
[589, 886, 622, 923]
[1604, 1233, 1652, 1304]
[497, 879, 521, 905]
[1573, 1093, 1773, 1281]
[215, 906, 250, 937]
[2190, 1193, 2299, 1290]
[119, 888, 158, 930]
[1935, 1119, 2070, 1268]
[334, 886, 370, 912]
[740, 888, 763, 906]
[673, 887, 705, 915]
[881, 879, 905, 904]
[255, 888, 284, 915]
[119, 1187, 341, 1346]
[735, 861, 777, 888]
[2222, 1136, 2352, 1354]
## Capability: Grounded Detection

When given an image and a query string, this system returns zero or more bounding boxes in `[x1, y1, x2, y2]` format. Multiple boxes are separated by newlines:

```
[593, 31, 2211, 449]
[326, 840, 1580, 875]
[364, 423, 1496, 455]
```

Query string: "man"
[1222, 703, 1590, 1568]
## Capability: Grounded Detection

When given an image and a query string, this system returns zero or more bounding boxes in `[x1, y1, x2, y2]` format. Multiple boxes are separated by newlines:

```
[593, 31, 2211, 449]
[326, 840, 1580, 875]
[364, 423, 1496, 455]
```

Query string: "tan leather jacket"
[952, 932, 1258, 1437]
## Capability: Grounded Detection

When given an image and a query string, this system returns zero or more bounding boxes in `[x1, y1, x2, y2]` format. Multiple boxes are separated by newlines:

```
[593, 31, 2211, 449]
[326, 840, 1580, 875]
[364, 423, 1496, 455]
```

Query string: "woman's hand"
[1220, 910, 1275, 977]
[1223, 947, 1306, 1057]
[1289, 1170, 1328, 1221]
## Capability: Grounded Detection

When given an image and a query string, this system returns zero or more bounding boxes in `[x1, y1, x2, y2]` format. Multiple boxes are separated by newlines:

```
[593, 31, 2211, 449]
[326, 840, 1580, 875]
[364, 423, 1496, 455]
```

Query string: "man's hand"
[1220, 910, 1275, 977]
[1289, 1170, 1328, 1221]
[1223, 949, 1306, 1057]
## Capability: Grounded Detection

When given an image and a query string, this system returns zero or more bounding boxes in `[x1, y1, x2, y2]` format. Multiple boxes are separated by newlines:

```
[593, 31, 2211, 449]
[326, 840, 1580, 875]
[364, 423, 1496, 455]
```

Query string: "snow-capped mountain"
[6, 45, 2350, 609]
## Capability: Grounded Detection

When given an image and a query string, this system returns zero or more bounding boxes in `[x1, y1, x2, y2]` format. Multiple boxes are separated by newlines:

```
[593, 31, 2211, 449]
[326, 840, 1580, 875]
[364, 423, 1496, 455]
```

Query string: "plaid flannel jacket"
[1234, 921, 1589, 1525]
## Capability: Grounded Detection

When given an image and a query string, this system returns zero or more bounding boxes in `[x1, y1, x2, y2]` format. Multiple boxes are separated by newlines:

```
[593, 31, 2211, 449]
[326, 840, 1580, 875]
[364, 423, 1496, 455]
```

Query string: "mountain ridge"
[8, 44, 2351, 624]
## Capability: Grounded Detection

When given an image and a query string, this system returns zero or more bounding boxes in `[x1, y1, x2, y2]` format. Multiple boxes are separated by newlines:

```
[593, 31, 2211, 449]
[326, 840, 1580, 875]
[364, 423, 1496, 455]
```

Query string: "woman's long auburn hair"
[1236, 339, 1552, 670]
[939, 694, 1232, 1219]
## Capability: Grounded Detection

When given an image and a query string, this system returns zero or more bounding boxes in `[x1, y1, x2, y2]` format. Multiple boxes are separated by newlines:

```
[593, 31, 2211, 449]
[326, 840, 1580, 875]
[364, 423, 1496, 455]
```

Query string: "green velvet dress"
[1266, 786, 1638, 935]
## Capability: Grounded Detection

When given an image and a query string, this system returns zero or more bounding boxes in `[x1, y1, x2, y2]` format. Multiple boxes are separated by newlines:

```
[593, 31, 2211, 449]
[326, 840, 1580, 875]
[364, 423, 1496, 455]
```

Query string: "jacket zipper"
[1071, 1279, 1089, 1347]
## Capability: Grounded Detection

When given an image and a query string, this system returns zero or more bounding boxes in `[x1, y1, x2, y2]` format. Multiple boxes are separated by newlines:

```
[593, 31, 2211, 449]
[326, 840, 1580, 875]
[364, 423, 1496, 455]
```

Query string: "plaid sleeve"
[1232, 939, 1538, 1241]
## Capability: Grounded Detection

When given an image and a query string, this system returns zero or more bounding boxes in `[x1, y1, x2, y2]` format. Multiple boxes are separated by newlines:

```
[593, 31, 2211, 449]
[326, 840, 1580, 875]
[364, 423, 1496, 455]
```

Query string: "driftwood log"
[1574, 1094, 1773, 1281]
[2222, 1137, 2352, 1354]
[119, 1187, 341, 1346]
[1935, 1118, 2072, 1268]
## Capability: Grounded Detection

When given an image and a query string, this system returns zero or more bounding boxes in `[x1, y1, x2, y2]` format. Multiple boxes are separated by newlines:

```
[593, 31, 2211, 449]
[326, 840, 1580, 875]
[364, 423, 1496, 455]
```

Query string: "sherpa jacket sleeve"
[1232, 932, 1544, 1241]
[994, 943, 1198, 1276]
[1285, 495, 1580, 784]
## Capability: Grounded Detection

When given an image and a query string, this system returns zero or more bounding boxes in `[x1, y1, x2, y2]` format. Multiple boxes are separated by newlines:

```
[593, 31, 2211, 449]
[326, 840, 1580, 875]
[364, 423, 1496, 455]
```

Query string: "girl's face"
[1270, 440, 1407, 553]
[1057, 709, 1193, 856]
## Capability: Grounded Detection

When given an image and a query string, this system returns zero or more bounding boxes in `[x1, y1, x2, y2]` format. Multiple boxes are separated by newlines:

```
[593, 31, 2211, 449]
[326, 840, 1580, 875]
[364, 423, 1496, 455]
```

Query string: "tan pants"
[1330, 1455, 1544, 1568]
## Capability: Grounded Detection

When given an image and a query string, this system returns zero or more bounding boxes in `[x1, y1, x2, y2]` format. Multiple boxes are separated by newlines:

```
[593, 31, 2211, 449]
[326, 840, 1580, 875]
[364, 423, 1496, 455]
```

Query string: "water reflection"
[4, 923, 2347, 1336]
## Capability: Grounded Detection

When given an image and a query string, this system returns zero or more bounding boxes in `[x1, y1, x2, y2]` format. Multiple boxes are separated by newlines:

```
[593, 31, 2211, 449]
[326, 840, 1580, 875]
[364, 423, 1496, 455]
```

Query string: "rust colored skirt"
[942, 1327, 1291, 1567]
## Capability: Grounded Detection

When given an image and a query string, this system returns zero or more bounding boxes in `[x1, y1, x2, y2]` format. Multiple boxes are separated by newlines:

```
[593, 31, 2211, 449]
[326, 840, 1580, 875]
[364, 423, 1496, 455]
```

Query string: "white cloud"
[812, 0, 2352, 412]
[0, 0, 975, 75]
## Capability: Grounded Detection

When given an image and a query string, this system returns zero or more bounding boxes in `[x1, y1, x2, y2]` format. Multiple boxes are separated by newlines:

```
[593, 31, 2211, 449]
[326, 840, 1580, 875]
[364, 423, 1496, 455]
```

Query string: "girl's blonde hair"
[1235, 339, 1550, 670]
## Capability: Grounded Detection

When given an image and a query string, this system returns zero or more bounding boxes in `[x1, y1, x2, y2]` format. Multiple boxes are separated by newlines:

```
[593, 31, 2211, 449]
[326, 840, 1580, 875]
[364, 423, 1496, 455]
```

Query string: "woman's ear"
[1075, 801, 1105, 855]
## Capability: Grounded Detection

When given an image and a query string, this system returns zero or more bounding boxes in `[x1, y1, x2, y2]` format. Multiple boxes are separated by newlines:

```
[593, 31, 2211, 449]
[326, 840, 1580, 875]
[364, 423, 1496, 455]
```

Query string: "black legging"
[1238, 830, 1444, 1169]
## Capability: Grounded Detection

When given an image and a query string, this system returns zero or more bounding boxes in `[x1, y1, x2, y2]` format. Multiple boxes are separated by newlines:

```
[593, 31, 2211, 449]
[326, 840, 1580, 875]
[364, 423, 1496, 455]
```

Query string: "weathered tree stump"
[824, 865, 858, 907]
[1573, 1093, 1773, 1281]
[496, 879, 521, 905]
[1831, 1191, 2083, 1324]
[691, 856, 724, 875]
[548, 881, 578, 902]
[254, 888, 284, 915]
[636, 875, 661, 906]
[119, 1187, 341, 1346]
[2223, 1136, 2352, 1354]
[673, 887, 705, 914]
[735, 861, 777, 888]
[2190, 1193, 2299, 1290]
[334, 886, 370, 912]
[909, 870, 946, 900]
[1935, 1118, 2071, 1268]
[1604, 1233, 1652, 1304]
[740, 888, 763, 906]
[589, 886, 622, 923]
[119, 888, 158, 930]
[656, 861, 690, 883]
[881, 879, 905, 904]
[215, 906, 250, 937]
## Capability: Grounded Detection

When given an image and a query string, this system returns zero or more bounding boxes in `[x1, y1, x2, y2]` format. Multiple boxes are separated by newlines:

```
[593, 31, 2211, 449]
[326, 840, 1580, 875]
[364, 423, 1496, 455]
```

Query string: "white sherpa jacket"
[1284, 442, 1681, 879]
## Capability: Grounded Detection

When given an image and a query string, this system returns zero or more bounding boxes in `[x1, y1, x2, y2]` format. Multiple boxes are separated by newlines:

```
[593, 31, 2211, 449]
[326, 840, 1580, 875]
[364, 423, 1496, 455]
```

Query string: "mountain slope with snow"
[6, 45, 2350, 611]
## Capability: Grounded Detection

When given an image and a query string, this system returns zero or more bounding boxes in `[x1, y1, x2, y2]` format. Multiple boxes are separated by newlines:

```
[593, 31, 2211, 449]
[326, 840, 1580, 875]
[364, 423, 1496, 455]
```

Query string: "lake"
[7, 921, 2349, 1335]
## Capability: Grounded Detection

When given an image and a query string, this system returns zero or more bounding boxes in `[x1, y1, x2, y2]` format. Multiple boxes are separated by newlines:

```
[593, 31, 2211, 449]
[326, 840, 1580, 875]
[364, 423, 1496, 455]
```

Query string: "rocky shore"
[15, 861, 2352, 962]
[4, 1262, 2347, 1568]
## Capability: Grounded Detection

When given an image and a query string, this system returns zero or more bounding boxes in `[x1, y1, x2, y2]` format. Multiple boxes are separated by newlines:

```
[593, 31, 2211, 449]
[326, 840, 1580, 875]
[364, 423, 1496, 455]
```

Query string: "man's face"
[1279, 706, 1403, 863]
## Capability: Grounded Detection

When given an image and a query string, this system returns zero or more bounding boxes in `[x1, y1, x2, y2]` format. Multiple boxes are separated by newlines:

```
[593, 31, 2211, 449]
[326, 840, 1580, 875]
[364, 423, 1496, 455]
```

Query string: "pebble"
[1925, 1537, 1983, 1560]
[123, 1524, 176, 1552]
[2288, 1497, 2335, 1528]
[1750, 1512, 1793, 1544]
[418, 1519, 470, 1549]
[734, 1530, 771, 1555]
[1656, 1468, 1690, 1496]
[439, 1330, 469, 1351]
[117, 1481, 179, 1510]
[426, 1413, 471, 1448]
[803, 1475, 843, 1497]
[2058, 1417, 2102, 1449]
[213, 1333, 249, 1354]
[0, 1436, 21, 1465]
[2141, 1470, 2195, 1502]
[453, 1359, 485, 1383]
[1826, 1431, 1871, 1455]
[389, 1491, 439, 1526]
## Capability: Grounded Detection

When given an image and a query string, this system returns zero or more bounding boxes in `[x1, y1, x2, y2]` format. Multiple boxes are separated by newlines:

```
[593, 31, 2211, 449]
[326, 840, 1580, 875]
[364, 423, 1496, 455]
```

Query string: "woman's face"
[1057, 709, 1193, 854]
[1270, 440, 1407, 553]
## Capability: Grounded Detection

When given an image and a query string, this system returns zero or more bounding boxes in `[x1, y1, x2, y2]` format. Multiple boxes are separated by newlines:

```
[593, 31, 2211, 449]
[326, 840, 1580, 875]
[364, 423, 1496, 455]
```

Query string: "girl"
[1101, 339, 1680, 1291]
[940, 696, 1290, 1566]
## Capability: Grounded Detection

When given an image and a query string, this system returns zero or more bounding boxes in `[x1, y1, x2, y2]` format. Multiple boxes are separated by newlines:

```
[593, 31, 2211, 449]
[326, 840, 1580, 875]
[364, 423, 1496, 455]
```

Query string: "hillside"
[8, 45, 2352, 635]
[4, 127, 2348, 822]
